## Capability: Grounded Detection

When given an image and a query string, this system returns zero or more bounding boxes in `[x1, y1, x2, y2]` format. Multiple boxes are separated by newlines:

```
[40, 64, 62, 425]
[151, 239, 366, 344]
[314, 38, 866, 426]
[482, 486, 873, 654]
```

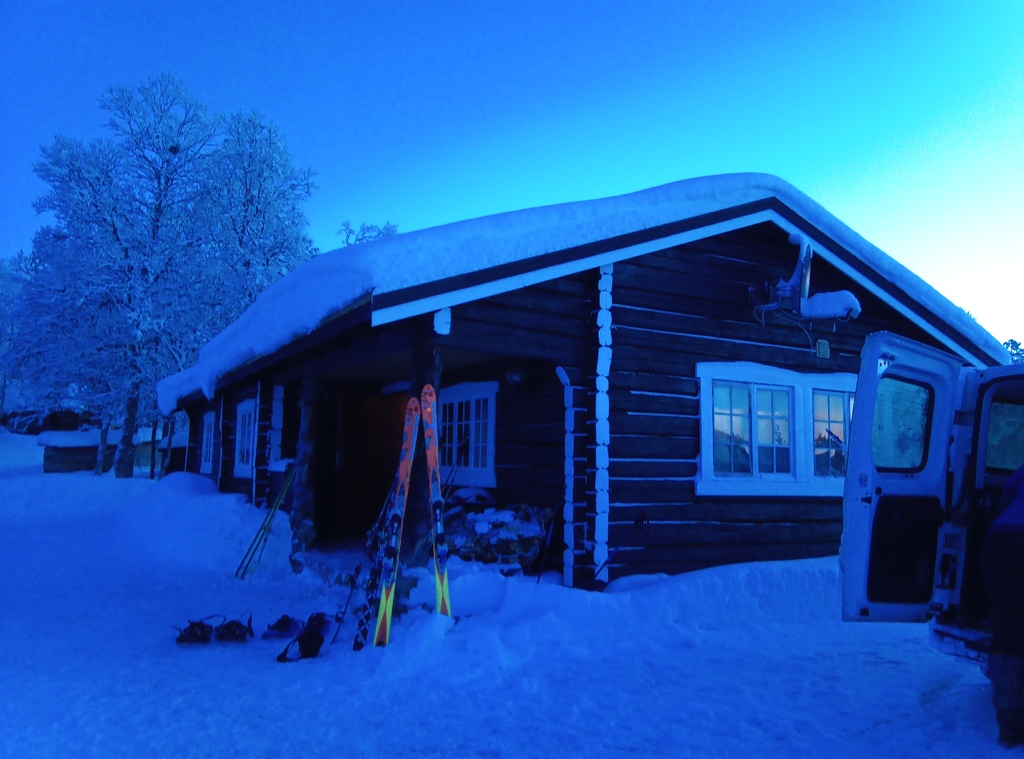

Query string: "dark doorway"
[313, 387, 407, 542]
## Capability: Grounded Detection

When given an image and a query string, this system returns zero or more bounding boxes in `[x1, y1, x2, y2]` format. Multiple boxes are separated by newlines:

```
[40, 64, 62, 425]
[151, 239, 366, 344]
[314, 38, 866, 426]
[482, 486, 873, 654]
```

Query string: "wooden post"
[290, 375, 319, 558]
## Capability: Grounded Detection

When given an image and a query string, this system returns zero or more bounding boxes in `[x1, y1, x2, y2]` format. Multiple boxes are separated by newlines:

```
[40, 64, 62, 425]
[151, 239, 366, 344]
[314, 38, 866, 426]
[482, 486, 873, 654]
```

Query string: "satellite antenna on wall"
[754, 234, 861, 330]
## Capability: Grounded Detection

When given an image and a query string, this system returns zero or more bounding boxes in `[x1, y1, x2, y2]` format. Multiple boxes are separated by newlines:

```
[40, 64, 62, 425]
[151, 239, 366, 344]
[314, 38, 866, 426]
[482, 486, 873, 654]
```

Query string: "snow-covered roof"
[37, 430, 108, 448]
[157, 172, 1008, 415]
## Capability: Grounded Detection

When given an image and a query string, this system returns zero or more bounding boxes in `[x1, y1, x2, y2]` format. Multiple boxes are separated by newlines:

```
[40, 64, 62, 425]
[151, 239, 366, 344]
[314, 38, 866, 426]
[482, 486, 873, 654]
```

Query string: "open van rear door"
[841, 332, 964, 621]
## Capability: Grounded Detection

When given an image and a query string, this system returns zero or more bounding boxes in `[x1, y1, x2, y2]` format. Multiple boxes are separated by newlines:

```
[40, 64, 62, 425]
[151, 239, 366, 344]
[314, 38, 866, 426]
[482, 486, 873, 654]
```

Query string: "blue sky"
[1, 1, 1021, 341]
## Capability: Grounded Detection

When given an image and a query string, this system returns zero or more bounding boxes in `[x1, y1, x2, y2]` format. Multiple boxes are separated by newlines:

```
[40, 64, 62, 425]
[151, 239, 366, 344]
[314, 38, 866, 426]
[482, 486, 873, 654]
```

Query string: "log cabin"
[158, 174, 1008, 587]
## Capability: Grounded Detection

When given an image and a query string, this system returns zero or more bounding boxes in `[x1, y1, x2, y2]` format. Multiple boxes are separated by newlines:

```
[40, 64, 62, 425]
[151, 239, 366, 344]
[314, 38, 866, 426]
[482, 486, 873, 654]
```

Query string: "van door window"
[986, 400, 1024, 473]
[871, 377, 932, 471]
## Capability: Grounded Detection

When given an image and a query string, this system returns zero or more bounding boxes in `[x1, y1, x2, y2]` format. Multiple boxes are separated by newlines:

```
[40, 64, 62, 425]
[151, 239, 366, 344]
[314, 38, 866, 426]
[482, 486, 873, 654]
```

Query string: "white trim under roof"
[371, 209, 780, 327]
[371, 207, 993, 369]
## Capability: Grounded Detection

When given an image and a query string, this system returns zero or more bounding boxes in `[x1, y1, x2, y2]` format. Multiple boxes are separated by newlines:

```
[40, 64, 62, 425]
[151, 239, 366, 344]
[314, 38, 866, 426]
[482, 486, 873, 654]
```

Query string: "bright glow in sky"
[1, 1, 1021, 341]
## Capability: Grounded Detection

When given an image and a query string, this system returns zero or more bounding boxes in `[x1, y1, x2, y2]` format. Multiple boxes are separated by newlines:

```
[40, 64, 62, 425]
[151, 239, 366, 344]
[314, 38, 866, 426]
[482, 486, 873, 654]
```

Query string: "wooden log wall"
[43, 445, 116, 474]
[603, 222, 946, 581]
[280, 382, 301, 460]
[447, 273, 596, 583]
[494, 377, 565, 508]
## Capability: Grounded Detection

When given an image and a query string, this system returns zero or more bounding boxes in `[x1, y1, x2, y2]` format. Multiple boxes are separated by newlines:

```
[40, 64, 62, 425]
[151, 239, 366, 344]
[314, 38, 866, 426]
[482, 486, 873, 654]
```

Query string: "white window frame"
[695, 362, 856, 497]
[233, 398, 256, 479]
[811, 388, 856, 479]
[200, 410, 216, 474]
[439, 381, 497, 488]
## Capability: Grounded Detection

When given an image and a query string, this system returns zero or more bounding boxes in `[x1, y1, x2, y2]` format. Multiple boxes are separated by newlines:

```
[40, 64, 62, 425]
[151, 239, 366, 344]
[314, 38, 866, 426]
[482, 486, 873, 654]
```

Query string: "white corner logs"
[594, 264, 613, 583]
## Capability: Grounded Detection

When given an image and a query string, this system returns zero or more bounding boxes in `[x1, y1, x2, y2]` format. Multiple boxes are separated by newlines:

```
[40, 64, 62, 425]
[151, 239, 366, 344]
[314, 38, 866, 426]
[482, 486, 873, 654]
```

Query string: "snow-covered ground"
[0, 429, 999, 757]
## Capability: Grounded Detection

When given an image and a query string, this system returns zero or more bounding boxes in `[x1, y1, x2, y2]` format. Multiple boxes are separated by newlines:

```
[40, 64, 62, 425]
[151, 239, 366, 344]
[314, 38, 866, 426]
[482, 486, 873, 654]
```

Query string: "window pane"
[813, 390, 850, 478]
[724, 385, 741, 413]
[829, 394, 845, 419]
[732, 416, 749, 445]
[986, 393, 1024, 473]
[713, 384, 730, 413]
[813, 393, 827, 418]
[774, 419, 788, 445]
[714, 414, 731, 438]
[871, 378, 931, 471]
[814, 447, 831, 476]
[814, 420, 828, 446]
[752, 385, 791, 477]
[713, 442, 732, 473]
[775, 448, 791, 474]
[711, 381, 754, 476]
[732, 445, 751, 474]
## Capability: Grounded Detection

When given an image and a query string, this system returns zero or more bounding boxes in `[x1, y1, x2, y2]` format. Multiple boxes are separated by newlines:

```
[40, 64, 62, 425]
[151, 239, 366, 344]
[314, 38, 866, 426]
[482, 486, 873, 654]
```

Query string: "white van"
[841, 331, 1024, 664]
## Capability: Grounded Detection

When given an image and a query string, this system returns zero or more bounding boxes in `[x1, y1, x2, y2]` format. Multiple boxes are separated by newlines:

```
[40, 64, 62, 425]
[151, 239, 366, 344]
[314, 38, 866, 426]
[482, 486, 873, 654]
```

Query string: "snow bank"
[0, 451, 999, 758]
[0, 429, 43, 474]
[37, 430, 106, 447]
[157, 173, 1008, 414]
[0, 471, 153, 524]
[118, 472, 294, 580]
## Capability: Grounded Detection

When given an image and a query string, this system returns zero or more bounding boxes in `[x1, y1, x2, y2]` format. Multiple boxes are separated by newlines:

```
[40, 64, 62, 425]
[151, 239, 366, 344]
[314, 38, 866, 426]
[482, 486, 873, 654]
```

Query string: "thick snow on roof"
[157, 172, 1007, 414]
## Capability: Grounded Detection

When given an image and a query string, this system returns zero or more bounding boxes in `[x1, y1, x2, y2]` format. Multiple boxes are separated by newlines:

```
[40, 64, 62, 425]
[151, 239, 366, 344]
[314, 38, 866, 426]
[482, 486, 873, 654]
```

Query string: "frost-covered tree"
[1005, 339, 1024, 365]
[21, 75, 316, 476]
[209, 112, 316, 306]
[0, 254, 29, 418]
[337, 220, 399, 246]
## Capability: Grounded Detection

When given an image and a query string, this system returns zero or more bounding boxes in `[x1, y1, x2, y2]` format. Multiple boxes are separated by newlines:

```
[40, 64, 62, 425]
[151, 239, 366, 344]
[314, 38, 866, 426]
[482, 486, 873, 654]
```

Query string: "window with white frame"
[696, 362, 856, 496]
[200, 410, 216, 474]
[439, 381, 497, 488]
[812, 389, 855, 477]
[233, 398, 256, 479]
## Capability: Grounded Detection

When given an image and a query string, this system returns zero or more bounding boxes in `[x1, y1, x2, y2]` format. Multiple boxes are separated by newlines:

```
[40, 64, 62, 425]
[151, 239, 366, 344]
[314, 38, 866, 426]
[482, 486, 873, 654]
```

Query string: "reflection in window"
[813, 390, 853, 477]
[713, 383, 751, 475]
[871, 377, 930, 471]
[712, 382, 792, 477]
[757, 387, 791, 474]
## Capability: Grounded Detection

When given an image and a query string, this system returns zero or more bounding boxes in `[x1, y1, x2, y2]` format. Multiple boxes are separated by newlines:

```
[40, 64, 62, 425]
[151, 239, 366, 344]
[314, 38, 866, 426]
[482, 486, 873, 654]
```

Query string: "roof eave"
[370, 197, 1006, 368]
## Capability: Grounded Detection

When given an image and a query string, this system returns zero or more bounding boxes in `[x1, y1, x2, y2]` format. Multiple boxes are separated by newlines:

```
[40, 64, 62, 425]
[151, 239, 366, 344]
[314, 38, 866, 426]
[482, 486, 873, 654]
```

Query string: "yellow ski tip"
[434, 567, 452, 618]
[374, 586, 395, 646]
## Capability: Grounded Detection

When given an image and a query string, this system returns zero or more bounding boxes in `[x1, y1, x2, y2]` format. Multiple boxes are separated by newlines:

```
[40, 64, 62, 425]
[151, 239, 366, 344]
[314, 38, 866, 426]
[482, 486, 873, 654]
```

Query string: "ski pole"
[441, 436, 470, 503]
[255, 466, 296, 565]
[236, 465, 296, 579]
[330, 565, 362, 645]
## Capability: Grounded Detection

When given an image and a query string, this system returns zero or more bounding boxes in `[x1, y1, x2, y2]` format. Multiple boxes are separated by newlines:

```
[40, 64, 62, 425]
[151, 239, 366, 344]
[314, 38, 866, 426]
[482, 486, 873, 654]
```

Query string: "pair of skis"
[352, 385, 451, 651]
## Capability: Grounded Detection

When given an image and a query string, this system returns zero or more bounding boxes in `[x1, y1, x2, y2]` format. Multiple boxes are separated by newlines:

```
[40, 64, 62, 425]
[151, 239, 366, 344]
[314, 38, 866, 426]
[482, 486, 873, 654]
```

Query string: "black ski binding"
[173, 615, 224, 644]
[262, 614, 303, 639]
[214, 613, 254, 642]
[276, 612, 329, 662]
